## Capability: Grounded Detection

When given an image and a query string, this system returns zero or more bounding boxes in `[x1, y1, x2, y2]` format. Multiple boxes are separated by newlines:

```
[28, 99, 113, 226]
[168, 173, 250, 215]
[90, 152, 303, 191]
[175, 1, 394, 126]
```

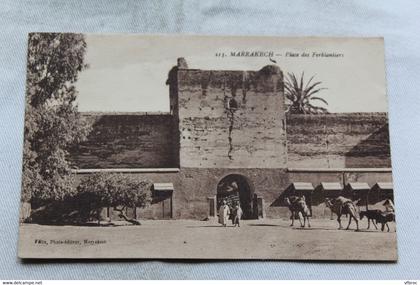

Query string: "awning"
[291, 182, 314, 191]
[320, 182, 343, 191]
[348, 182, 370, 191]
[153, 183, 174, 191]
[373, 182, 393, 190]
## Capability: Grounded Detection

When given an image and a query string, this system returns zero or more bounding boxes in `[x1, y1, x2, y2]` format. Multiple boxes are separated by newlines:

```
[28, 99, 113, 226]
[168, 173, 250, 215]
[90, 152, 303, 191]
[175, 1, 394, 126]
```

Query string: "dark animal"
[325, 196, 360, 231]
[375, 212, 395, 232]
[359, 210, 382, 230]
[284, 196, 311, 228]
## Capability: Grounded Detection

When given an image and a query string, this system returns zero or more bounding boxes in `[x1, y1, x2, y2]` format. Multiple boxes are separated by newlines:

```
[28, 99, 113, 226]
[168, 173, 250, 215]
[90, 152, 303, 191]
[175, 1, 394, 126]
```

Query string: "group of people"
[218, 200, 243, 227]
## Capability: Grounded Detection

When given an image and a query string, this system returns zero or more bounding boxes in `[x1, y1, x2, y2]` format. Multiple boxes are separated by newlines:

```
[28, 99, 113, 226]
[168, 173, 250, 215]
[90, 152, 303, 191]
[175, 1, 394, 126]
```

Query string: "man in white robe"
[232, 204, 243, 227]
[383, 199, 395, 213]
[218, 200, 230, 227]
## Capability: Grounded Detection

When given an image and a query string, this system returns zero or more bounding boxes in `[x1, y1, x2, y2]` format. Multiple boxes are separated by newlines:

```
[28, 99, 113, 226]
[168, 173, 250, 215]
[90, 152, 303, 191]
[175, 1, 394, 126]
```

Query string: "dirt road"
[18, 218, 397, 260]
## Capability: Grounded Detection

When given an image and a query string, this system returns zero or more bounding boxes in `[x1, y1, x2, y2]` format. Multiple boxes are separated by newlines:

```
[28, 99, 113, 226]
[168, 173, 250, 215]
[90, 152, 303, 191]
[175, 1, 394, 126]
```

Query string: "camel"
[284, 196, 301, 226]
[284, 196, 311, 228]
[325, 196, 360, 231]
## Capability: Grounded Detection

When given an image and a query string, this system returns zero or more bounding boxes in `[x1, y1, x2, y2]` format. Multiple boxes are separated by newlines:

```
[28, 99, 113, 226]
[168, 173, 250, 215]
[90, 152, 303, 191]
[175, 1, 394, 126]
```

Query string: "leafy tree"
[76, 173, 153, 225]
[284, 72, 329, 114]
[22, 33, 91, 206]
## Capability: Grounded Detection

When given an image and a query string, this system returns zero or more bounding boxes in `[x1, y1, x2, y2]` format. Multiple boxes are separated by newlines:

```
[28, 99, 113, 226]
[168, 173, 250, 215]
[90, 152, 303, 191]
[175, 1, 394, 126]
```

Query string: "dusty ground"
[18, 218, 398, 261]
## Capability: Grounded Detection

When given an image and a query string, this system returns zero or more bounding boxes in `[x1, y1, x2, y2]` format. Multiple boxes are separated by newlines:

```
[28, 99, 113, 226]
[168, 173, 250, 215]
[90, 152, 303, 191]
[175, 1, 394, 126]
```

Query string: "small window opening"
[228, 98, 239, 110]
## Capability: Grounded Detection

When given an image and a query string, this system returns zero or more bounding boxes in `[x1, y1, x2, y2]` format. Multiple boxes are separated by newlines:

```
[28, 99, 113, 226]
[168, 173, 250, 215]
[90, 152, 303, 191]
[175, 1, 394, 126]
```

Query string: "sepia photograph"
[18, 34, 396, 260]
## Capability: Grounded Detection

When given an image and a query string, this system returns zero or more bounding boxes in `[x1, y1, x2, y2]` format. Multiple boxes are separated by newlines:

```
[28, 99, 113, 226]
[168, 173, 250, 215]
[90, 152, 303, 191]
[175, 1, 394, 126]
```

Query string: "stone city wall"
[69, 113, 179, 168]
[286, 113, 391, 168]
[73, 167, 392, 220]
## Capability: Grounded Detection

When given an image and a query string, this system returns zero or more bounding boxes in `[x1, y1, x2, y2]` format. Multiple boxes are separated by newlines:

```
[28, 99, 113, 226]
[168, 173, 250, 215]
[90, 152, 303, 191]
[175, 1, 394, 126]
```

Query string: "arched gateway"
[216, 174, 255, 219]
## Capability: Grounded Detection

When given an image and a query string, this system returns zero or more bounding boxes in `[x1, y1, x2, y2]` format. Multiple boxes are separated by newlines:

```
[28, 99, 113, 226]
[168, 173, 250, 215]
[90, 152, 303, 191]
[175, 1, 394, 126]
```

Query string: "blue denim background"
[0, 0, 419, 280]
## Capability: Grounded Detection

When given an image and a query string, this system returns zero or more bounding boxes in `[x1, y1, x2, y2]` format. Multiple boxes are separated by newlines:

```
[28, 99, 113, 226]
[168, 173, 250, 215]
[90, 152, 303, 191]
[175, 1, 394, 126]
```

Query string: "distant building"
[70, 58, 392, 220]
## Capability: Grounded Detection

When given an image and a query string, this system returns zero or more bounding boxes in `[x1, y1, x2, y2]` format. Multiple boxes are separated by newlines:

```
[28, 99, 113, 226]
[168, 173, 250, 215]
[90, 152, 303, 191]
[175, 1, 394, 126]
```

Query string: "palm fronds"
[284, 72, 329, 114]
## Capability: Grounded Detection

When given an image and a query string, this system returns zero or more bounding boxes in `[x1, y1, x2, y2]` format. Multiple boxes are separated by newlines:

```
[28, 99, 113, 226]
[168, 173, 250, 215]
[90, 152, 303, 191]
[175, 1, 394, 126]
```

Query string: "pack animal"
[359, 210, 382, 230]
[324, 196, 360, 231]
[284, 196, 311, 228]
[375, 212, 395, 232]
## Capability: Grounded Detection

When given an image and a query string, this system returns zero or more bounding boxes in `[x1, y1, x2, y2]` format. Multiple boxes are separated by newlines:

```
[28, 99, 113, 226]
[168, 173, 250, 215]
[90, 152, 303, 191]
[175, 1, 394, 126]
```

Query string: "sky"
[75, 35, 388, 113]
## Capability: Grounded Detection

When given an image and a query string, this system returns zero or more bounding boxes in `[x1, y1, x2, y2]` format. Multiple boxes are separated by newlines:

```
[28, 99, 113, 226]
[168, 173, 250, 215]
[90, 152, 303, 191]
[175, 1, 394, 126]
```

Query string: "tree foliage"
[284, 72, 329, 114]
[22, 33, 91, 204]
[76, 173, 153, 222]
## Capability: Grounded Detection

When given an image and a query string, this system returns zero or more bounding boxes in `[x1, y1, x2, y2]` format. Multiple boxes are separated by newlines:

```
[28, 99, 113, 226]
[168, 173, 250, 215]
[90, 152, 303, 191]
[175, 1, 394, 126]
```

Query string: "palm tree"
[284, 72, 329, 114]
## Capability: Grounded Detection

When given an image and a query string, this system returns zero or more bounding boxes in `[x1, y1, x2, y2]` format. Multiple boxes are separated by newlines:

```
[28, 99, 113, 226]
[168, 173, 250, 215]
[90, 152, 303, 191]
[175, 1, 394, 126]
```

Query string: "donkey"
[360, 210, 395, 232]
[375, 212, 395, 232]
[359, 209, 382, 230]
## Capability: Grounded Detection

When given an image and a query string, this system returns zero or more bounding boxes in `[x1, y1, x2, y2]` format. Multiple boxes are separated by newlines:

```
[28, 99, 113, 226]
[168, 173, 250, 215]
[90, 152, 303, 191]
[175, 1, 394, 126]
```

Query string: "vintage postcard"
[18, 34, 396, 260]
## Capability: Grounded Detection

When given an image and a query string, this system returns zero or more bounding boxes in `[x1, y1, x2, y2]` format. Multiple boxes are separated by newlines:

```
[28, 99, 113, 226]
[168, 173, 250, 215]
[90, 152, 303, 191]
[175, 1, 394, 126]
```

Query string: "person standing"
[232, 203, 243, 227]
[218, 200, 230, 227]
[383, 199, 395, 213]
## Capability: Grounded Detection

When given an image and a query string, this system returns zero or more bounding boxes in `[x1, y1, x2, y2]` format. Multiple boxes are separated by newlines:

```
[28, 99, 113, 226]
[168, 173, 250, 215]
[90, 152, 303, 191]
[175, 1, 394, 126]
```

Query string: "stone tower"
[167, 58, 287, 169]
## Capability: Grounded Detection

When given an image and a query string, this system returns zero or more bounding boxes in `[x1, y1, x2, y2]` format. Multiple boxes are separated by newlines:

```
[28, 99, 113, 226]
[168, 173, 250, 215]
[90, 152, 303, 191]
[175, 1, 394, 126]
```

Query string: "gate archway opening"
[216, 174, 255, 219]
